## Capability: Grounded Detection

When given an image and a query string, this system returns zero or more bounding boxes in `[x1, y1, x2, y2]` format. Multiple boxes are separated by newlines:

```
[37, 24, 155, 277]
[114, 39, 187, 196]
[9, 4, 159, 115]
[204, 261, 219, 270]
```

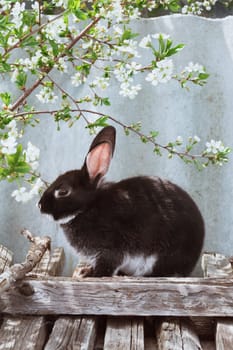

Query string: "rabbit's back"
[64, 176, 204, 276]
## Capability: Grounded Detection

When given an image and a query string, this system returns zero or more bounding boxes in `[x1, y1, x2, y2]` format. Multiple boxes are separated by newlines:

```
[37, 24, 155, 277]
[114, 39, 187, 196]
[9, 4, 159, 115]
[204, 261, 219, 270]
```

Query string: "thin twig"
[0, 230, 51, 293]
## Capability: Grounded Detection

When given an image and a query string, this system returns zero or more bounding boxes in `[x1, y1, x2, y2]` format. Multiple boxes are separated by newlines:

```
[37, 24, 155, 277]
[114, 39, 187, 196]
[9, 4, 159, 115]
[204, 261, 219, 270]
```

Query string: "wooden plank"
[156, 318, 202, 350]
[0, 248, 64, 350]
[0, 245, 13, 273]
[45, 263, 97, 349]
[0, 316, 46, 350]
[44, 316, 97, 350]
[216, 321, 233, 350]
[32, 247, 64, 276]
[1, 276, 233, 317]
[202, 252, 233, 278]
[104, 317, 144, 350]
[202, 252, 233, 350]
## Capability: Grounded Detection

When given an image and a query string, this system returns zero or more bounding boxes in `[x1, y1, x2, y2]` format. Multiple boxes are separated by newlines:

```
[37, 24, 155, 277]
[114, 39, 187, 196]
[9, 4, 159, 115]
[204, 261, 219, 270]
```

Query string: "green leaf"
[15, 71, 27, 89]
[166, 44, 185, 57]
[86, 116, 109, 129]
[49, 40, 59, 56]
[198, 73, 209, 80]
[20, 36, 38, 48]
[74, 9, 88, 20]
[121, 27, 138, 42]
[7, 144, 23, 167]
[68, 0, 81, 11]
[150, 131, 159, 139]
[158, 36, 165, 54]
[168, 1, 181, 12]
[14, 162, 31, 174]
[0, 61, 11, 73]
[102, 97, 111, 106]
[0, 92, 11, 106]
[140, 136, 148, 143]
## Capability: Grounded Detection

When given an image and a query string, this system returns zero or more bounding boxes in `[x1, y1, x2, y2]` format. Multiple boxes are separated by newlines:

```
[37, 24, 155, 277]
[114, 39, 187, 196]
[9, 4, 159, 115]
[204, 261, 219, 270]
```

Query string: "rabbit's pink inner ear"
[86, 142, 112, 180]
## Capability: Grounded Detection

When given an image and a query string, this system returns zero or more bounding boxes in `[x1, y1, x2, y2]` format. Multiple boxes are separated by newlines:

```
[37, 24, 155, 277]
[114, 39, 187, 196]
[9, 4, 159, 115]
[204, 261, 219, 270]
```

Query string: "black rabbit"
[39, 126, 204, 277]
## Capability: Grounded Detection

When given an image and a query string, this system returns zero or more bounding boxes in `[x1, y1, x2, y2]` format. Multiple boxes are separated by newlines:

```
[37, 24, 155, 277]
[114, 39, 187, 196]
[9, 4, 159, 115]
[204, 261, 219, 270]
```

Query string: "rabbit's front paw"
[73, 263, 93, 278]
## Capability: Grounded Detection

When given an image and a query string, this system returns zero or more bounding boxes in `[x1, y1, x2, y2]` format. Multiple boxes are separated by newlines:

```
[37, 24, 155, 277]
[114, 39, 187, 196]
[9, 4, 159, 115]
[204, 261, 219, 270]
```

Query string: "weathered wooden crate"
[0, 239, 233, 350]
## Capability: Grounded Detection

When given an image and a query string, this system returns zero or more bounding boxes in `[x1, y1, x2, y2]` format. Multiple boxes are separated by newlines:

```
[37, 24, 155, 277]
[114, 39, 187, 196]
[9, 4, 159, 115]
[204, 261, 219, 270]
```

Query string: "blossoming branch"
[0, 0, 230, 203]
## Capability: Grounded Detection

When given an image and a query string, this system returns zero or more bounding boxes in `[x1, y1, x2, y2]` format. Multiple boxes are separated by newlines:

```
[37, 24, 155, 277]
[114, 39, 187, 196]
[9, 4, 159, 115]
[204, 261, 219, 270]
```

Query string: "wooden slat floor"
[0, 245, 232, 350]
[0, 314, 217, 349]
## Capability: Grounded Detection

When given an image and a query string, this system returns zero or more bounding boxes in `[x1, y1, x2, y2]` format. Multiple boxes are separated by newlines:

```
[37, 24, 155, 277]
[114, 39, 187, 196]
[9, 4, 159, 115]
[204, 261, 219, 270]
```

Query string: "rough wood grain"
[216, 320, 233, 350]
[32, 247, 64, 276]
[0, 247, 64, 350]
[156, 318, 202, 350]
[104, 317, 144, 350]
[202, 252, 233, 350]
[45, 263, 97, 350]
[0, 316, 46, 350]
[202, 252, 233, 278]
[0, 246, 13, 274]
[1, 277, 233, 317]
[0, 231, 50, 293]
[45, 316, 97, 350]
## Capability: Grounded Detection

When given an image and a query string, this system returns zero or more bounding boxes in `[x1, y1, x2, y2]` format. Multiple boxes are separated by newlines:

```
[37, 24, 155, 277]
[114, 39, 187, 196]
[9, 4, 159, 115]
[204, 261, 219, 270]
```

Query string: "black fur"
[39, 126, 204, 277]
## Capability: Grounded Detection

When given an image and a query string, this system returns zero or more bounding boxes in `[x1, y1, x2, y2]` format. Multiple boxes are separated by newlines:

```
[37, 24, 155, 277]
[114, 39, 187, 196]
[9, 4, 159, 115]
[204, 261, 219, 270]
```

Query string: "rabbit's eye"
[54, 187, 71, 198]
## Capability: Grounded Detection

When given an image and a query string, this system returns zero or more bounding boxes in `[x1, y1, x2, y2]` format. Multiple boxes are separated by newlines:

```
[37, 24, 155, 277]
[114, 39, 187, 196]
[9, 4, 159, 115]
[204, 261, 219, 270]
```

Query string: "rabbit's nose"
[37, 201, 41, 209]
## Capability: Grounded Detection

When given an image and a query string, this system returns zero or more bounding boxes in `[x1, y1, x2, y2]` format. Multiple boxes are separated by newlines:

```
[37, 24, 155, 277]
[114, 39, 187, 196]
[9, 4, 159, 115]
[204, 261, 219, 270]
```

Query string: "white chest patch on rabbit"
[57, 214, 76, 225]
[115, 254, 158, 276]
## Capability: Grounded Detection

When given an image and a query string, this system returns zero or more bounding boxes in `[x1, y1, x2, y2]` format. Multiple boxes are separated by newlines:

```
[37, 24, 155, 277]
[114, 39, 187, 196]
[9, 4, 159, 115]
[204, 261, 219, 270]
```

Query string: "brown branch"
[10, 16, 101, 112]
[12, 107, 208, 162]
[0, 229, 51, 293]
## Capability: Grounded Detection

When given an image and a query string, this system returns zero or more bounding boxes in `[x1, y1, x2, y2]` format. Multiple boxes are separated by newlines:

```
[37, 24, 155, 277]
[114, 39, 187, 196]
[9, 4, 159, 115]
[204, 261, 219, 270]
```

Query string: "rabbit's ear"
[84, 126, 116, 181]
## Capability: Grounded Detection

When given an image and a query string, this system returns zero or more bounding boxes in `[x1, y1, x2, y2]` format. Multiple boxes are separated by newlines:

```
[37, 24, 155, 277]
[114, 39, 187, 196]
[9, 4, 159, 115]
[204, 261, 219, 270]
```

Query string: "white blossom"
[152, 33, 170, 40]
[139, 35, 152, 49]
[12, 178, 44, 203]
[12, 187, 32, 203]
[1, 136, 17, 155]
[125, 62, 142, 74]
[18, 51, 43, 72]
[91, 76, 110, 90]
[55, 57, 68, 73]
[98, 0, 124, 23]
[184, 62, 205, 73]
[81, 40, 93, 50]
[43, 18, 67, 44]
[1, 120, 20, 155]
[205, 140, 225, 154]
[11, 2, 25, 29]
[194, 135, 201, 143]
[36, 87, 58, 104]
[7, 36, 18, 47]
[11, 69, 19, 83]
[119, 82, 141, 99]
[0, 0, 11, 11]
[51, 0, 68, 7]
[24, 142, 40, 170]
[71, 72, 86, 87]
[116, 39, 139, 57]
[176, 136, 183, 144]
[30, 178, 44, 195]
[114, 65, 132, 83]
[146, 59, 173, 86]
